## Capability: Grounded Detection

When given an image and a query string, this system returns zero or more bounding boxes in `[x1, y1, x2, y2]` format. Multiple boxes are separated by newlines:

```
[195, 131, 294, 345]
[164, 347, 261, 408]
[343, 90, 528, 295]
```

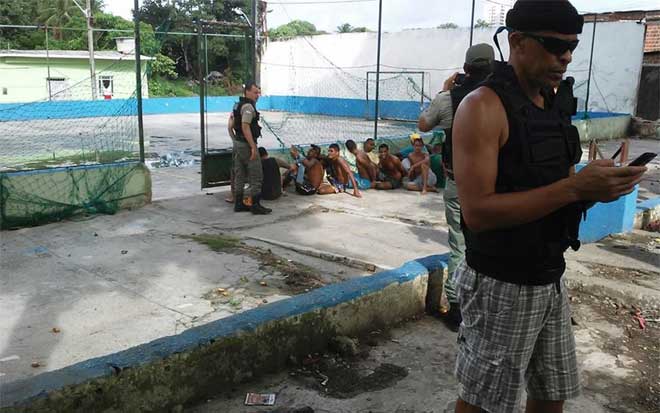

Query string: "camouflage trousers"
[233, 139, 263, 198]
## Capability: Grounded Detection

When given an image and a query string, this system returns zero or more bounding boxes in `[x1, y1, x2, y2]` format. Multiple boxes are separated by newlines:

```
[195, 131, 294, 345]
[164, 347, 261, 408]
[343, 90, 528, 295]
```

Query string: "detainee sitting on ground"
[318, 143, 362, 198]
[375, 143, 406, 190]
[402, 137, 437, 194]
[363, 138, 380, 166]
[284, 145, 325, 195]
[258, 147, 295, 201]
[345, 139, 377, 189]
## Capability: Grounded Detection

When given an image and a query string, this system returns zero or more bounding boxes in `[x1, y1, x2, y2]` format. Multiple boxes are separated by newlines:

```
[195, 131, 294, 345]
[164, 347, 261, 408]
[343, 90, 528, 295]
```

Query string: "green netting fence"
[0, 25, 147, 229]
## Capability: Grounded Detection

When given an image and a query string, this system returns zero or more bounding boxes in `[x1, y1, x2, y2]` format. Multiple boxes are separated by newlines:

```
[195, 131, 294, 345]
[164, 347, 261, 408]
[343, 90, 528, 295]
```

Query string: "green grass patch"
[183, 233, 242, 251]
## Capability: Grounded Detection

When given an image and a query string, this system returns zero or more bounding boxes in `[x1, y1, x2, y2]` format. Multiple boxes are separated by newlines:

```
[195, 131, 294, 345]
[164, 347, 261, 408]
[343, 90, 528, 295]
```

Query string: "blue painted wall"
[576, 163, 639, 243]
[0, 95, 627, 122]
[143, 96, 240, 114]
[0, 99, 137, 121]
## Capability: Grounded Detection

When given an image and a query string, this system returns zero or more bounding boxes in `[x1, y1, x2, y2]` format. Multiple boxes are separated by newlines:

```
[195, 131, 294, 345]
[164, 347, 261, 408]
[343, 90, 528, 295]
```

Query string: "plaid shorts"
[454, 261, 580, 413]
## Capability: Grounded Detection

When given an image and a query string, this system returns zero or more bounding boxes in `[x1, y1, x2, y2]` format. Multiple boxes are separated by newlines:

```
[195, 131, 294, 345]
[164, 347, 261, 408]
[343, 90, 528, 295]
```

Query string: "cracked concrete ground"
[189, 232, 659, 413]
[0, 181, 450, 385]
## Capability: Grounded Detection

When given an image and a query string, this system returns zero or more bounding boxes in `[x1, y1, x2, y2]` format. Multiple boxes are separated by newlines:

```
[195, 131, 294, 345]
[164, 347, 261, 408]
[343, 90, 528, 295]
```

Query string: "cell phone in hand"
[627, 152, 657, 167]
[455, 73, 466, 85]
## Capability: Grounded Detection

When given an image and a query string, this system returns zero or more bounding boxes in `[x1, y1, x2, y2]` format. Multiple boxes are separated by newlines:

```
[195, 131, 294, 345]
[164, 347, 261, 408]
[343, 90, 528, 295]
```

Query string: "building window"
[99, 75, 114, 98]
[47, 77, 71, 100]
[2, 87, 7, 95]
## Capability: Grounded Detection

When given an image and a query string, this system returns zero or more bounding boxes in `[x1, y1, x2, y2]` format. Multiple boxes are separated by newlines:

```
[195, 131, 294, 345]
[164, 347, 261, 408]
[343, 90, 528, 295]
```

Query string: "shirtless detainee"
[375, 143, 406, 190]
[318, 143, 362, 198]
[403, 138, 438, 195]
[345, 139, 376, 189]
[287, 145, 325, 192]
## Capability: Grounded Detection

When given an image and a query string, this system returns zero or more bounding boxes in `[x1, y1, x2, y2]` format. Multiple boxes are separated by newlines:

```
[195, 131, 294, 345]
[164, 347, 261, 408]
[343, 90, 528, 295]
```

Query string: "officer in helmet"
[451, 1, 647, 412]
[232, 81, 271, 215]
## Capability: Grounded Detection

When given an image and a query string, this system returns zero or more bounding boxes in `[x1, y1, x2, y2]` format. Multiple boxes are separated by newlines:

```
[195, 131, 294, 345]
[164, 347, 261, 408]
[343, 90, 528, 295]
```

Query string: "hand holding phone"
[573, 159, 648, 205]
[627, 152, 657, 167]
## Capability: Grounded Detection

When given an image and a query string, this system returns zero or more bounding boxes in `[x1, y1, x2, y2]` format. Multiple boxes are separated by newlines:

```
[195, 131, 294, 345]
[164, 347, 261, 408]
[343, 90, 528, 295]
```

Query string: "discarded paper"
[244, 393, 276, 406]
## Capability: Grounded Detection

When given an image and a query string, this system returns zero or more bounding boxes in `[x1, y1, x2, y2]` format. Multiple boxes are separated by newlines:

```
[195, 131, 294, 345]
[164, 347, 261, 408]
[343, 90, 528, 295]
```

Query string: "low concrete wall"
[579, 188, 639, 243]
[573, 114, 632, 142]
[0, 255, 448, 412]
[634, 197, 660, 230]
[0, 162, 151, 229]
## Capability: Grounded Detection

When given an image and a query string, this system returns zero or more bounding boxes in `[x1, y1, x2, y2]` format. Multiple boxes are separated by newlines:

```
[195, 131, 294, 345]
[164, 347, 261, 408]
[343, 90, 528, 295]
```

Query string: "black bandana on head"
[506, 0, 584, 35]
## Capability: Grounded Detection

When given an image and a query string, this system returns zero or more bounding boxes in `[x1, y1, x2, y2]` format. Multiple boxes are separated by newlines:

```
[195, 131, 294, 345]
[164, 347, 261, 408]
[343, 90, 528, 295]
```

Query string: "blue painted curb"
[1, 253, 448, 408]
[637, 196, 660, 213]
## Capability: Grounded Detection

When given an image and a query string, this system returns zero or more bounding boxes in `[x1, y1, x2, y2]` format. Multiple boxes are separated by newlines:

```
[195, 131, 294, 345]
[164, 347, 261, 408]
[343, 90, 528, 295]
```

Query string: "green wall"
[0, 56, 148, 103]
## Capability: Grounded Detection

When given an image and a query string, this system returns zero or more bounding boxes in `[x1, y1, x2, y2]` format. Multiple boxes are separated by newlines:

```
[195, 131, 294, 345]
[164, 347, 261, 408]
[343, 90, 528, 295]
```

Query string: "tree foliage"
[0, 0, 41, 48]
[475, 19, 491, 29]
[437, 22, 458, 29]
[0, 0, 155, 54]
[151, 53, 178, 79]
[269, 20, 319, 41]
[140, 0, 251, 85]
[337, 23, 368, 33]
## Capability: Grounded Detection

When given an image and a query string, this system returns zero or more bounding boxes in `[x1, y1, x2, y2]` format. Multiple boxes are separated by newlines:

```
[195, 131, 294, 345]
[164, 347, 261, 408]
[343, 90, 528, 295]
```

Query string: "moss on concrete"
[182, 233, 242, 251]
[1, 261, 431, 413]
[2, 312, 338, 413]
[185, 232, 326, 294]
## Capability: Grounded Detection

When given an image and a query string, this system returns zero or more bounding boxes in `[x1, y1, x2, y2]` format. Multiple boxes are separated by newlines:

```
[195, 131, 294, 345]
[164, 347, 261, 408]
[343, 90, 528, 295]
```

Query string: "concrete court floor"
[0, 185, 451, 386]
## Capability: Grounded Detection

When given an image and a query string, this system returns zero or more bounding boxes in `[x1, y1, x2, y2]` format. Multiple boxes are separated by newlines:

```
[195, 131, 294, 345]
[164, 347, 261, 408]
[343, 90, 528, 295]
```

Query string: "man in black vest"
[418, 43, 494, 332]
[451, 1, 647, 412]
[232, 81, 271, 215]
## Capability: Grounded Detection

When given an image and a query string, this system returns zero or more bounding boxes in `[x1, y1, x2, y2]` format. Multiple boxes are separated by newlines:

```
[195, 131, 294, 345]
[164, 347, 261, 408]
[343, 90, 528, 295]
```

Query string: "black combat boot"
[234, 195, 251, 212]
[251, 194, 272, 215]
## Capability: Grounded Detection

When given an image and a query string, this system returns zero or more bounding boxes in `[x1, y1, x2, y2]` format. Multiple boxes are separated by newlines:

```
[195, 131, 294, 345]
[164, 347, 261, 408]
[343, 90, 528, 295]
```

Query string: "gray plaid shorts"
[454, 261, 580, 413]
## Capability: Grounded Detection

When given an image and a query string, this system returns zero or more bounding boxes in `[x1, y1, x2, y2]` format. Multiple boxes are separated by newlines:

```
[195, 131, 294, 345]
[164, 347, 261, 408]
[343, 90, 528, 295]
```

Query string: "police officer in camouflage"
[232, 81, 271, 215]
[418, 43, 495, 332]
[451, 1, 647, 412]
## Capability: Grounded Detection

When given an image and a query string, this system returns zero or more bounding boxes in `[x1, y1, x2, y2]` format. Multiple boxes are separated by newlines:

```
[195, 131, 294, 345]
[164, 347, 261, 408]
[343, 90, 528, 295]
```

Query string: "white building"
[485, 0, 514, 27]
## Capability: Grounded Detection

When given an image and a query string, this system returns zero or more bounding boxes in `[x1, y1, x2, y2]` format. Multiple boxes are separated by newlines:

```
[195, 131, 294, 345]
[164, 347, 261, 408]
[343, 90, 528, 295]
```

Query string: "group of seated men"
[250, 136, 443, 202]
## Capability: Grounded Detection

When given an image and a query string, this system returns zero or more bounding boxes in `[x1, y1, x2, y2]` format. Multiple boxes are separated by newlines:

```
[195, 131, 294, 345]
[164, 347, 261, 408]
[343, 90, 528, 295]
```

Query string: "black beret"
[506, 0, 584, 34]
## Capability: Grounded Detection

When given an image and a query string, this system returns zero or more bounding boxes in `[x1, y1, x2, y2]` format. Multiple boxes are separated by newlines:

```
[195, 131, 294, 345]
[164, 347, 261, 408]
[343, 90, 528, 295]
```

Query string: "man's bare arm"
[394, 157, 407, 176]
[410, 154, 430, 169]
[274, 157, 291, 169]
[454, 88, 646, 233]
[302, 158, 317, 168]
[340, 158, 361, 196]
[356, 153, 373, 171]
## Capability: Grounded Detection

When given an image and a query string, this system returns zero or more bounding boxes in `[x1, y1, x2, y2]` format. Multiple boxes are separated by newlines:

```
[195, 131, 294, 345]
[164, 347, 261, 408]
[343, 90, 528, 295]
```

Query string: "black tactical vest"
[462, 62, 585, 285]
[443, 75, 487, 175]
[232, 97, 262, 141]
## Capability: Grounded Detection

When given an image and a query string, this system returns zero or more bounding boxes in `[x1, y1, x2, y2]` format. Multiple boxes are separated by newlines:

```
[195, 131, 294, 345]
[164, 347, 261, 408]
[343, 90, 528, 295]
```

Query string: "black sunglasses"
[522, 33, 579, 56]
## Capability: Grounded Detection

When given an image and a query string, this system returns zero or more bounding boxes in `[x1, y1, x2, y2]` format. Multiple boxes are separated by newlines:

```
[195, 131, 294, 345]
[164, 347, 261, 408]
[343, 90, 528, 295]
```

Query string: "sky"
[108, 0, 660, 33]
